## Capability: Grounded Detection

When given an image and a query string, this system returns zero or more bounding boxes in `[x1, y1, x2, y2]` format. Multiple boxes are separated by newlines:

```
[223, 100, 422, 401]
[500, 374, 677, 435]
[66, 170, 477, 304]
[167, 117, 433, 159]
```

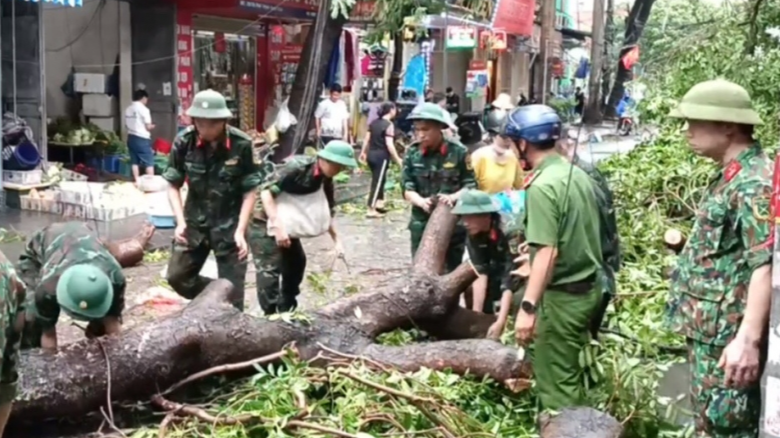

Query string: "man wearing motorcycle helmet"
[501, 104, 603, 411]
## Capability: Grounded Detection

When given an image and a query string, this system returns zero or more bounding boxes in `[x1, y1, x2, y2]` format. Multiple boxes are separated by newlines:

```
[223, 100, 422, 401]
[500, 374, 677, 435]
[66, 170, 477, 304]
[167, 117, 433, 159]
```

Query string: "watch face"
[521, 301, 535, 314]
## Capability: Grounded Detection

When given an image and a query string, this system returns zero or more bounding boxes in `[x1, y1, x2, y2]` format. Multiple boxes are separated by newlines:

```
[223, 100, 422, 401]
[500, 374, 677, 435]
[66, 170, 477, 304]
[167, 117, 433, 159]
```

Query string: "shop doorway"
[192, 30, 256, 131]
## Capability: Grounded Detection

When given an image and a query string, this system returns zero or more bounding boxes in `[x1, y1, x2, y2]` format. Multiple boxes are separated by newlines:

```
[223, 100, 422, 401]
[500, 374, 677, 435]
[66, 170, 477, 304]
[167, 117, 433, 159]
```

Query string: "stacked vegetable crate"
[18, 181, 145, 221]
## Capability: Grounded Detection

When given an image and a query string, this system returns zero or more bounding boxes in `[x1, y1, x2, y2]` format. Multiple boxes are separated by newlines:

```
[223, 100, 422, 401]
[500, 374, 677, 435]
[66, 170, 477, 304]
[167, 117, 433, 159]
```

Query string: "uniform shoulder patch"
[724, 160, 742, 182]
[228, 125, 252, 141]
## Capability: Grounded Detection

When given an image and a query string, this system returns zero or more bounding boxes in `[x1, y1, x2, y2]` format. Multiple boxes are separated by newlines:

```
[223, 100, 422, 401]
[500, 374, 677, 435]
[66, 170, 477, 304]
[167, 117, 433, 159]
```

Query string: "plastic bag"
[275, 98, 298, 134]
[2, 112, 35, 147]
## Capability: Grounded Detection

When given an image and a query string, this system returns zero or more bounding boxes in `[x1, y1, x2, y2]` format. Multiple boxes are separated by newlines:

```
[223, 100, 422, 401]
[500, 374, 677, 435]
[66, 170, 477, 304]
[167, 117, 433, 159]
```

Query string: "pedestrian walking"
[162, 89, 262, 311]
[359, 102, 403, 218]
[124, 89, 156, 184]
[665, 79, 771, 437]
[0, 250, 26, 437]
[16, 222, 125, 351]
[248, 141, 358, 315]
[502, 104, 603, 410]
[401, 103, 476, 272]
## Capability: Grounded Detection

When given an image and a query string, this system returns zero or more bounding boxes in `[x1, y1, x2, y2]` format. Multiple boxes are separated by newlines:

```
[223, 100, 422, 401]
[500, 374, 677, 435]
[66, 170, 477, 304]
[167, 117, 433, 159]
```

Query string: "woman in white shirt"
[124, 89, 155, 183]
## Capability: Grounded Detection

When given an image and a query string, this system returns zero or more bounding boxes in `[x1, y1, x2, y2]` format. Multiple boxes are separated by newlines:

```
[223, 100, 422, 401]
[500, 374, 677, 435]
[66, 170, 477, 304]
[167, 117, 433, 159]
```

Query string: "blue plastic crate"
[148, 214, 176, 229]
[102, 155, 122, 173]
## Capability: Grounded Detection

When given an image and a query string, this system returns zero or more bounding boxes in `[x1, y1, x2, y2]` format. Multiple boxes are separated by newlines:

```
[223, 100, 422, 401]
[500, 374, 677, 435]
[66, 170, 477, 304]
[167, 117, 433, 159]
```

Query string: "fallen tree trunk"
[10, 205, 526, 422]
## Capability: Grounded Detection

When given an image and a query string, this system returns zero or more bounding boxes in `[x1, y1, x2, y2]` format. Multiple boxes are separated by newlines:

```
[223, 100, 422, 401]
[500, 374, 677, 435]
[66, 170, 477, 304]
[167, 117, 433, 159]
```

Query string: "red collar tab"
[422, 144, 447, 156]
[724, 160, 742, 182]
[313, 163, 321, 178]
[196, 135, 231, 151]
[522, 172, 538, 189]
[490, 228, 498, 242]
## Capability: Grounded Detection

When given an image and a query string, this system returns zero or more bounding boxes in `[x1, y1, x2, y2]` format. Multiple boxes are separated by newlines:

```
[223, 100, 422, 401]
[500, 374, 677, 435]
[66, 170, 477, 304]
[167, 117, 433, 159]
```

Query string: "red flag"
[622, 46, 639, 70]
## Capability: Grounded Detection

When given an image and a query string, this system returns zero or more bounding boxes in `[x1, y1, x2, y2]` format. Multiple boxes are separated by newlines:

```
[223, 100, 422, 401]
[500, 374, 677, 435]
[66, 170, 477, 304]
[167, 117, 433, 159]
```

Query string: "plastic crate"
[148, 214, 176, 229]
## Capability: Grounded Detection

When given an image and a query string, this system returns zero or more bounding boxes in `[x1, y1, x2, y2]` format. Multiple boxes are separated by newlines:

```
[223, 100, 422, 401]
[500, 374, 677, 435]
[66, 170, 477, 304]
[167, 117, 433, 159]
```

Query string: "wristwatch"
[520, 300, 537, 315]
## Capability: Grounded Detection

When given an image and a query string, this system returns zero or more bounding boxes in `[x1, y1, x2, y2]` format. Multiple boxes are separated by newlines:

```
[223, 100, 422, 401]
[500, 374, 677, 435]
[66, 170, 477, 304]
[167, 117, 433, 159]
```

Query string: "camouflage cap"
[668, 79, 762, 125]
[451, 190, 499, 215]
[186, 89, 233, 119]
[56, 264, 114, 320]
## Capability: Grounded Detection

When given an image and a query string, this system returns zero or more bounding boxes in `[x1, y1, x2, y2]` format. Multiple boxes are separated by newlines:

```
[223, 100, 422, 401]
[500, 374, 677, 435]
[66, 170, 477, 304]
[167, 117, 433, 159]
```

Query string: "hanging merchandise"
[574, 57, 589, 79]
[268, 25, 302, 104]
[465, 60, 488, 98]
[402, 54, 427, 99]
[238, 74, 254, 132]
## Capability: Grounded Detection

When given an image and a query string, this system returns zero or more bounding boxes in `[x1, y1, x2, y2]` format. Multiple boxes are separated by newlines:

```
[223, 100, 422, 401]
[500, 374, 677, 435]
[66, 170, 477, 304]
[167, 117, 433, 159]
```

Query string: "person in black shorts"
[358, 102, 403, 218]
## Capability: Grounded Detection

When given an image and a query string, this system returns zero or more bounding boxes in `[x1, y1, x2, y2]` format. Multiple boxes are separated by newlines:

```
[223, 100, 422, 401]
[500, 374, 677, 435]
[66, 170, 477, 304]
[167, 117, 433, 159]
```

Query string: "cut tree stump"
[9, 205, 621, 437]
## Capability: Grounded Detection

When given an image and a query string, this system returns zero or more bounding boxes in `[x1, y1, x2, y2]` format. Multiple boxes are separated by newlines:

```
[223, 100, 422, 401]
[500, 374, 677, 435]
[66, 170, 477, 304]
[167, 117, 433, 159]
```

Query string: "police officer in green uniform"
[163, 89, 263, 310]
[502, 105, 603, 410]
[451, 190, 521, 338]
[401, 102, 476, 272]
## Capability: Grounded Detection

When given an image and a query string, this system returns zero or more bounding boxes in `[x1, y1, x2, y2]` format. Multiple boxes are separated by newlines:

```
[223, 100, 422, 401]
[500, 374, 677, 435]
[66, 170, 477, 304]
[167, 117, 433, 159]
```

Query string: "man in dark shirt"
[446, 87, 461, 116]
[574, 87, 585, 116]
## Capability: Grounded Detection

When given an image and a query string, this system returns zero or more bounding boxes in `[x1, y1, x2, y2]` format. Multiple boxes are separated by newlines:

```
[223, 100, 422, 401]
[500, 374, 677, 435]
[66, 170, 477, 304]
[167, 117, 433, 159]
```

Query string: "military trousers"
[247, 219, 307, 315]
[409, 219, 467, 274]
[0, 274, 22, 404]
[533, 286, 601, 411]
[166, 224, 248, 310]
[688, 340, 761, 437]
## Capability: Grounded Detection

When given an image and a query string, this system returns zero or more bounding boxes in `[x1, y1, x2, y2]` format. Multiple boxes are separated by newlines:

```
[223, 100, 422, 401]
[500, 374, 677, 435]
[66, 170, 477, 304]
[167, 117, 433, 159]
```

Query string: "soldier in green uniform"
[665, 79, 772, 437]
[451, 190, 521, 338]
[557, 136, 621, 337]
[401, 102, 476, 272]
[16, 222, 125, 351]
[502, 105, 603, 410]
[163, 89, 263, 310]
[248, 141, 358, 314]
[0, 250, 25, 436]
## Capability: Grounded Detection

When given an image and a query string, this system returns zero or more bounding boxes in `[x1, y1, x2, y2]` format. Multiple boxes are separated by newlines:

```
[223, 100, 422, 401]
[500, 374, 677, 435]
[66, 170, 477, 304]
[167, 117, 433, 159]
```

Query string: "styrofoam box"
[19, 196, 62, 214]
[88, 117, 116, 132]
[58, 201, 143, 222]
[82, 94, 116, 117]
[146, 191, 174, 217]
[3, 170, 42, 185]
[74, 73, 106, 94]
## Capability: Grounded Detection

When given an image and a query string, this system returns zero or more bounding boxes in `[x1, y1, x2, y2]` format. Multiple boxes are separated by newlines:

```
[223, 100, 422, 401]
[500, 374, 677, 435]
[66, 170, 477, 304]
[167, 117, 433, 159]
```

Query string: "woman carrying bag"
[248, 141, 358, 315]
[359, 102, 403, 218]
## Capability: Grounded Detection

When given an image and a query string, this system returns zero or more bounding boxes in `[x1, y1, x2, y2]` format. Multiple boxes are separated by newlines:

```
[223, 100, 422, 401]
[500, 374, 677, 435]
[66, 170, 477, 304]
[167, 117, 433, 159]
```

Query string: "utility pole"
[583, 0, 605, 124]
[536, 0, 556, 103]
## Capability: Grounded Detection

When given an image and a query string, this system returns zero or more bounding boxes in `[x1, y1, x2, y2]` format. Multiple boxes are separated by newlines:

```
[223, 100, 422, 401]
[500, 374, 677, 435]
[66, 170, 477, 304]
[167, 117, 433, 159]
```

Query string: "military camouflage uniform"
[248, 155, 336, 314]
[162, 125, 262, 310]
[401, 139, 476, 272]
[466, 217, 521, 313]
[666, 143, 772, 437]
[0, 251, 25, 404]
[16, 222, 125, 349]
[572, 155, 621, 337]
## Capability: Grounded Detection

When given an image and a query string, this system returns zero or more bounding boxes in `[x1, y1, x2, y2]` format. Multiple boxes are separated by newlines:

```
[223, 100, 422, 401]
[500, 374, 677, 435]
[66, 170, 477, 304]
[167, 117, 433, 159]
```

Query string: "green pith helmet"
[668, 79, 762, 125]
[407, 102, 452, 127]
[317, 140, 358, 168]
[451, 190, 499, 215]
[56, 264, 114, 320]
[186, 89, 233, 119]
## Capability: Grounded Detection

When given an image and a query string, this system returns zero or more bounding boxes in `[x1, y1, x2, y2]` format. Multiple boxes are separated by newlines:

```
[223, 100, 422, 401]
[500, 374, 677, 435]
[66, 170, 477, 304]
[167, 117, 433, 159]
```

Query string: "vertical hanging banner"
[256, 29, 268, 130]
[176, 11, 194, 126]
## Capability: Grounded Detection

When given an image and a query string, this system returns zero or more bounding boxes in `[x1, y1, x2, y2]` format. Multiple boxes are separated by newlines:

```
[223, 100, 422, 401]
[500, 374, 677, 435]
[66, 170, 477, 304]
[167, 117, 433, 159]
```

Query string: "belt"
[552, 273, 597, 295]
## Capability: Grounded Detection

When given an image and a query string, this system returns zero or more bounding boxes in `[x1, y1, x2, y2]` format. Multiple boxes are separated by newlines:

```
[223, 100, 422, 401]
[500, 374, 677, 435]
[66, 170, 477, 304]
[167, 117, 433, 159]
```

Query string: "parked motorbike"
[617, 108, 635, 136]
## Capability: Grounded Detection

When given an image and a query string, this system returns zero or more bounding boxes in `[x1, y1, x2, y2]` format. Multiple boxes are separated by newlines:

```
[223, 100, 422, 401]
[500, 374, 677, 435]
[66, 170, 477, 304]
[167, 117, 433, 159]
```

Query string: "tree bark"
[388, 34, 404, 102]
[583, 0, 606, 125]
[604, 0, 656, 118]
[9, 205, 526, 424]
[600, 0, 616, 115]
[276, 0, 348, 161]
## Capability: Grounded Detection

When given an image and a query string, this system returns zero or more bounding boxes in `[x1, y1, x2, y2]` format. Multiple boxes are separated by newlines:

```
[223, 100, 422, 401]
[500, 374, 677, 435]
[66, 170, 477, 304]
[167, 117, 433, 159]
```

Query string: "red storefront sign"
[255, 29, 268, 130]
[268, 25, 302, 109]
[176, 11, 194, 125]
[493, 0, 535, 37]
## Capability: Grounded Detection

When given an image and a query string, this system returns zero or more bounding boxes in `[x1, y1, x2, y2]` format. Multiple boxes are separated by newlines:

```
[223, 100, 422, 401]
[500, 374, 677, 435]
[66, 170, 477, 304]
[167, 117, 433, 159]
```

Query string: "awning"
[411, 13, 493, 30]
[25, 0, 82, 6]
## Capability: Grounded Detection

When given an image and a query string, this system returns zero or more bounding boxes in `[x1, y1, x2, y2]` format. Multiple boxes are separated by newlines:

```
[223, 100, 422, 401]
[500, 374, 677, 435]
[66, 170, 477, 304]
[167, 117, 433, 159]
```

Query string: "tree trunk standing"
[600, 0, 616, 115]
[388, 35, 404, 101]
[583, 0, 606, 125]
[276, 0, 349, 161]
[536, 0, 556, 101]
[604, 0, 655, 118]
